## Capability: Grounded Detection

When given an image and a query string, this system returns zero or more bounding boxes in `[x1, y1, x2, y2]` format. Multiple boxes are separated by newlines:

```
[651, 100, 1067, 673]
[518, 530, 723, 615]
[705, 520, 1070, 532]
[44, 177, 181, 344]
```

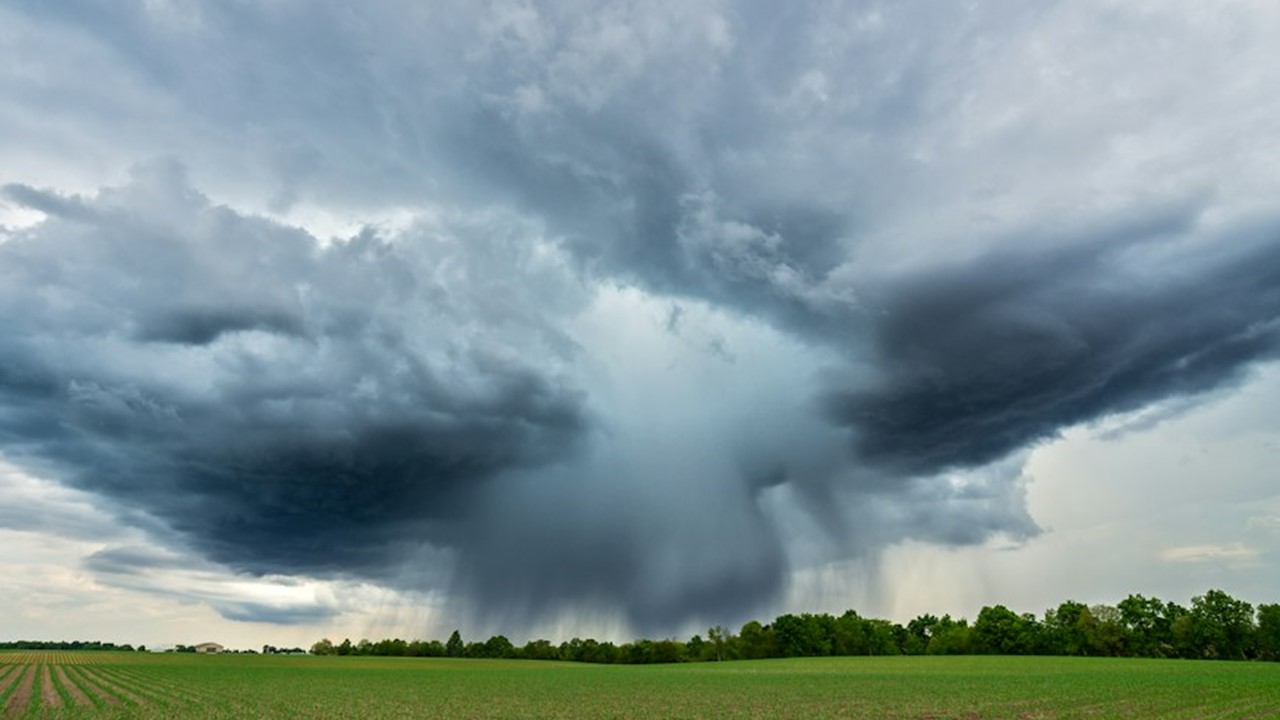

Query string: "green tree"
[738, 620, 777, 659]
[974, 605, 1037, 655]
[1118, 594, 1178, 657]
[1045, 600, 1090, 655]
[774, 613, 834, 657]
[483, 635, 515, 659]
[1188, 589, 1255, 659]
[864, 619, 905, 656]
[1255, 604, 1280, 661]
[833, 610, 870, 656]
[925, 616, 973, 655]
[904, 614, 939, 655]
[521, 639, 560, 661]
[1084, 605, 1127, 656]
[445, 630, 464, 658]
[580, 639, 619, 664]
[310, 638, 336, 656]
[707, 626, 731, 661]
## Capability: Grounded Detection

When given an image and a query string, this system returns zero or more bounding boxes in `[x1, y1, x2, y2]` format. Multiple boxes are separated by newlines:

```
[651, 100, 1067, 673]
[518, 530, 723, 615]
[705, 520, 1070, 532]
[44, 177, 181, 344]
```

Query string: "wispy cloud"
[1160, 543, 1260, 566]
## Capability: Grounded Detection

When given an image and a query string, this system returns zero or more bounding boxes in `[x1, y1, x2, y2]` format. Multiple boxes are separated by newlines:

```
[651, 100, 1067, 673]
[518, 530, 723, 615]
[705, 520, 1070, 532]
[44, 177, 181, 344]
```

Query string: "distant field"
[2, 651, 1279, 718]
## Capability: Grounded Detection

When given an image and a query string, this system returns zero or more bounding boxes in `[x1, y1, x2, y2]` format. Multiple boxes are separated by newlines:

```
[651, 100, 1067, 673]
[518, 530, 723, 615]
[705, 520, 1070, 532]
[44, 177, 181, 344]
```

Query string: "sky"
[1, 0, 1279, 650]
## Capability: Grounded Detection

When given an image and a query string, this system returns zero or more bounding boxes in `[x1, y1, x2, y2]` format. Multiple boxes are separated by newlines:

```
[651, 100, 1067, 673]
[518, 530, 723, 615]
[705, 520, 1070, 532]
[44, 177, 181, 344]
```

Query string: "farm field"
[1, 651, 1278, 718]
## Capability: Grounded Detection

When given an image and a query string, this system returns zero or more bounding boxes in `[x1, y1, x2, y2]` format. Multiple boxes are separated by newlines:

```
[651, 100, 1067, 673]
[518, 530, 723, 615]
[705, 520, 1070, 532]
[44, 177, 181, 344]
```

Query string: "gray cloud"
[0, 164, 589, 584]
[84, 544, 345, 625]
[826, 211, 1280, 476]
[2, 0, 1280, 635]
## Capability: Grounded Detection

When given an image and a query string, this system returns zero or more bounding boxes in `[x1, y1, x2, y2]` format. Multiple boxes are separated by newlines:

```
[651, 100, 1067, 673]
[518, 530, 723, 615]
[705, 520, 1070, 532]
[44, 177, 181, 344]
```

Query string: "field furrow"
[53, 666, 92, 708]
[97, 666, 205, 706]
[76, 666, 151, 708]
[39, 665, 63, 709]
[3, 664, 35, 716]
[62, 666, 120, 707]
[0, 665, 23, 707]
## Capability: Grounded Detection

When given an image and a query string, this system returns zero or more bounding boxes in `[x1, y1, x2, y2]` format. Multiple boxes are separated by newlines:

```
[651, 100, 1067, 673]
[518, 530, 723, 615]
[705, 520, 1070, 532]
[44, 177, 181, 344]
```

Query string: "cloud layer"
[2, 0, 1280, 634]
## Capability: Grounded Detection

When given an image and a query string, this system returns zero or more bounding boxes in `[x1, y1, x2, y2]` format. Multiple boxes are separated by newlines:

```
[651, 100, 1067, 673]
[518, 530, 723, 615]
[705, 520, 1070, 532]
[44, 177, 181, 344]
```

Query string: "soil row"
[0, 662, 197, 715]
[98, 665, 211, 706]
[2, 665, 34, 717]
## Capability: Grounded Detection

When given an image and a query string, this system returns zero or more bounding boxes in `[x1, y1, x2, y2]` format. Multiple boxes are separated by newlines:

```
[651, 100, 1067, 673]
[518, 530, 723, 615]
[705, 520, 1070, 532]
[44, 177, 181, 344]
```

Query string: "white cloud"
[1160, 544, 1261, 565]
[1248, 515, 1280, 534]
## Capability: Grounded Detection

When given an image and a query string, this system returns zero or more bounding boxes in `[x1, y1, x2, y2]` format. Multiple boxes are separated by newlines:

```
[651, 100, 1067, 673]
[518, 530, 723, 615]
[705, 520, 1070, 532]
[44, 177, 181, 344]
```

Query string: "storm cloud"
[2, 0, 1280, 635]
[1, 163, 589, 581]
[828, 210, 1280, 476]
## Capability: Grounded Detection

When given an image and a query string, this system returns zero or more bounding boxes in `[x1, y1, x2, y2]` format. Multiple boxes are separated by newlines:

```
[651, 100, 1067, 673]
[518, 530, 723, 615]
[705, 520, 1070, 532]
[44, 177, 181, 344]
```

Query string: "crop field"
[1, 651, 1279, 718]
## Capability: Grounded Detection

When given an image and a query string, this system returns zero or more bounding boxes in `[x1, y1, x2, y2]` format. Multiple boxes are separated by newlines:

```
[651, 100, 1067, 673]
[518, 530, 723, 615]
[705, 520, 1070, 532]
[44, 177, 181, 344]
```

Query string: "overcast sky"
[2, 0, 1280, 649]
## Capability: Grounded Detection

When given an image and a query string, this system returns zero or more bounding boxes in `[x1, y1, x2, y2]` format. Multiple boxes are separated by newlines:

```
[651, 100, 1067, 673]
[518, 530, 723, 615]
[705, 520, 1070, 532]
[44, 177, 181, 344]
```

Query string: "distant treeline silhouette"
[310, 589, 1280, 663]
[0, 640, 138, 652]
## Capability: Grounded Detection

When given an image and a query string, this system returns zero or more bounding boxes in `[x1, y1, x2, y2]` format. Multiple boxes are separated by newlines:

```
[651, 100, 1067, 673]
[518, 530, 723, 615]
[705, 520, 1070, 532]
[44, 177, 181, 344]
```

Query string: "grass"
[0, 651, 1278, 718]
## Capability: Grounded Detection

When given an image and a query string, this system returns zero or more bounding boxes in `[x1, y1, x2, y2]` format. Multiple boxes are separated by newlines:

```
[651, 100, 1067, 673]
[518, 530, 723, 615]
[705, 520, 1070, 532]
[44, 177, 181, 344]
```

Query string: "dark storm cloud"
[0, 165, 588, 582]
[826, 215, 1280, 477]
[136, 307, 306, 345]
[213, 603, 339, 626]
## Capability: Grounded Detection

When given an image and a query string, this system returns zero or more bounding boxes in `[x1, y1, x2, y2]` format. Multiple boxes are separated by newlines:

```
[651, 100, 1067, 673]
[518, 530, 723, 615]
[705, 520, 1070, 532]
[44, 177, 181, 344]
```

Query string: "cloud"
[0, 455, 142, 542]
[1160, 543, 1260, 566]
[0, 164, 589, 586]
[1247, 516, 1280, 534]
[83, 544, 346, 626]
[823, 209, 1280, 476]
[2, 0, 1280, 636]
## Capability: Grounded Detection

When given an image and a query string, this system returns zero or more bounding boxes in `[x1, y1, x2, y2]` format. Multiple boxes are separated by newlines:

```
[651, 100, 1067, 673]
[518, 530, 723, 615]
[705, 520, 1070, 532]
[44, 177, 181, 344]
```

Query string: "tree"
[1084, 605, 1126, 656]
[974, 605, 1036, 655]
[774, 613, 834, 657]
[483, 635, 515, 659]
[1045, 601, 1090, 655]
[310, 639, 335, 655]
[904, 615, 939, 655]
[864, 619, 905, 656]
[445, 630, 464, 658]
[1255, 604, 1280, 661]
[833, 610, 870, 656]
[1118, 594, 1177, 657]
[707, 626, 730, 661]
[521, 639, 560, 661]
[925, 616, 974, 655]
[1188, 589, 1255, 659]
[738, 620, 776, 659]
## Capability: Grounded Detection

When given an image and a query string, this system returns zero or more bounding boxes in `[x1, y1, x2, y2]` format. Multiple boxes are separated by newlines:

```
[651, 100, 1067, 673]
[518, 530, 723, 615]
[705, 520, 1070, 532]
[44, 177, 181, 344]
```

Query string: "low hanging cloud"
[2, 0, 1280, 634]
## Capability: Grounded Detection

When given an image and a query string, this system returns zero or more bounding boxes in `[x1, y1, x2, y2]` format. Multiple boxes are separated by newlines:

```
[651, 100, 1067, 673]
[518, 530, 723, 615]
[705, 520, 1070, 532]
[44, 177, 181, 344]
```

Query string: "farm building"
[193, 642, 224, 654]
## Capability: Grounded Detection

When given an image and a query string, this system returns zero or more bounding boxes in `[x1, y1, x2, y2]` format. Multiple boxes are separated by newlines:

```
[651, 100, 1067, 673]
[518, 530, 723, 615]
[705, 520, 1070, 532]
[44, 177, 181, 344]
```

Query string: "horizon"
[1, 585, 1272, 654]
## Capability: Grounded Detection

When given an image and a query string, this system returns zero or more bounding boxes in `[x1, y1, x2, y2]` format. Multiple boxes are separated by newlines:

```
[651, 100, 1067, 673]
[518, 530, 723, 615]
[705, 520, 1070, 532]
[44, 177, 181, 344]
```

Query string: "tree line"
[0, 640, 140, 652]
[310, 589, 1280, 663]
